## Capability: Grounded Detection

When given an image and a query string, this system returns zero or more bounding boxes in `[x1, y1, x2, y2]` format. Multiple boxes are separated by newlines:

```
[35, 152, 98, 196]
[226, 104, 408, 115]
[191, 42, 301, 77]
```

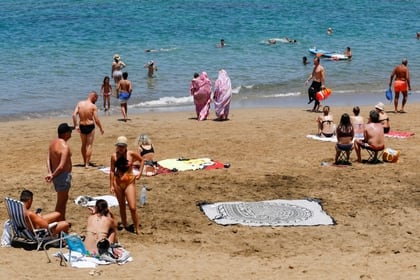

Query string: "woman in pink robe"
[213, 69, 232, 120]
[190, 72, 212, 121]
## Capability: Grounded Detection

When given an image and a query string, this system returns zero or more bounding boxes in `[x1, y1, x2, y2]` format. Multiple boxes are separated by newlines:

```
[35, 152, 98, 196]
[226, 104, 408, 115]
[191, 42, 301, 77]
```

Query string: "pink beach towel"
[385, 131, 415, 139]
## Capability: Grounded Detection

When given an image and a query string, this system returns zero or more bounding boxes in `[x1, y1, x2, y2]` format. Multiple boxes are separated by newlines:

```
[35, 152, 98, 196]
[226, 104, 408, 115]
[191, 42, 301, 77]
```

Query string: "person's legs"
[53, 221, 70, 235]
[401, 91, 408, 112]
[125, 183, 139, 234]
[114, 185, 127, 228]
[120, 102, 127, 120]
[43, 211, 61, 223]
[394, 91, 400, 112]
[108, 229, 118, 244]
[80, 133, 87, 166]
[106, 95, 110, 110]
[354, 140, 362, 162]
[85, 131, 95, 167]
[55, 191, 69, 221]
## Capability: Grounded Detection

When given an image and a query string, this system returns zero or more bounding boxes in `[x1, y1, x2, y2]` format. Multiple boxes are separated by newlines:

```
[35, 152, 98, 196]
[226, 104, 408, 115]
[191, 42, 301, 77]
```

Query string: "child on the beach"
[101, 76, 112, 111]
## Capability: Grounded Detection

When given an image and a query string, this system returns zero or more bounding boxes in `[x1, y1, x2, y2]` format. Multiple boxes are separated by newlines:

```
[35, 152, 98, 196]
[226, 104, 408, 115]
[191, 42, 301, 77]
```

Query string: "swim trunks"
[119, 92, 130, 104]
[394, 80, 407, 92]
[336, 143, 353, 151]
[53, 172, 72, 192]
[79, 124, 95, 135]
[361, 142, 384, 151]
[113, 70, 122, 79]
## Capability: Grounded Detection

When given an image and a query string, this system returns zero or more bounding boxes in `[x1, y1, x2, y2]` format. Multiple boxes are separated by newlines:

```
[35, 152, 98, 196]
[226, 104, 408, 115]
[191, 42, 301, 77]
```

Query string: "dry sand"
[0, 104, 418, 279]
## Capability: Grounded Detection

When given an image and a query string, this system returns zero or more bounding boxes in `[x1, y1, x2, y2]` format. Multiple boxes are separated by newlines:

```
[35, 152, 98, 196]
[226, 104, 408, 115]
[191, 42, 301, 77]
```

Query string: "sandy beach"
[0, 104, 418, 279]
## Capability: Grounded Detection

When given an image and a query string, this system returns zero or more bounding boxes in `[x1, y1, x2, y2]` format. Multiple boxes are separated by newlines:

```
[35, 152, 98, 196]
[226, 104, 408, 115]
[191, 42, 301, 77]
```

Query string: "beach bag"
[1, 220, 12, 247]
[97, 239, 131, 264]
[385, 88, 393, 101]
[382, 148, 400, 163]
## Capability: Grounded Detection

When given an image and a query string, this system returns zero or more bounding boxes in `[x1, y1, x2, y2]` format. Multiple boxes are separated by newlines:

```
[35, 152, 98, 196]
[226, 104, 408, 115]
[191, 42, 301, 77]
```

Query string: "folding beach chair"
[44, 232, 87, 265]
[335, 143, 353, 165]
[4, 197, 59, 252]
[365, 145, 385, 164]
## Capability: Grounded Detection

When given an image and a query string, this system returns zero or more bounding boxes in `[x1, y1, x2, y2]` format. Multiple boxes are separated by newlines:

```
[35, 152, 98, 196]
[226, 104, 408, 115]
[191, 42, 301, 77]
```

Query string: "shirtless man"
[84, 199, 118, 254]
[354, 110, 385, 163]
[45, 123, 74, 220]
[117, 72, 133, 121]
[305, 56, 326, 112]
[72, 91, 104, 168]
[144, 60, 157, 78]
[20, 190, 70, 235]
[111, 54, 126, 86]
[389, 58, 411, 113]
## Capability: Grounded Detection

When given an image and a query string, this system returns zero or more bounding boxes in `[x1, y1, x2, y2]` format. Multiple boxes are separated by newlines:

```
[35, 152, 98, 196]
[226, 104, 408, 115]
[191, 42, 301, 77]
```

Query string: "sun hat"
[113, 54, 120, 60]
[57, 123, 74, 135]
[115, 136, 128, 146]
[375, 102, 384, 111]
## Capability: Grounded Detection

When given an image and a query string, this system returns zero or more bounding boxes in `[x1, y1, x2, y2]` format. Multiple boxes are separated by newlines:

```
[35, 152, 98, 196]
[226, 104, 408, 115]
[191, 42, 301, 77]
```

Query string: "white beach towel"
[306, 134, 337, 143]
[157, 158, 215, 171]
[199, 199, 335, 226]
[74, 195, 119, 207]
[99, 167, 140, 176]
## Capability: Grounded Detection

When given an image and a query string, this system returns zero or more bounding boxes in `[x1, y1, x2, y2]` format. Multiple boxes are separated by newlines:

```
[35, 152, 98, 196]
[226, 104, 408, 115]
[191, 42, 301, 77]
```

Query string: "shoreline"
[3, 90, 420, 123]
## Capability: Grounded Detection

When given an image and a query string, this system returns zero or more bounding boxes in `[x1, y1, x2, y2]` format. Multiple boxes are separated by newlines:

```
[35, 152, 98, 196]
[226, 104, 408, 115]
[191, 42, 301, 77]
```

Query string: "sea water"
[0, 0, 419, 121]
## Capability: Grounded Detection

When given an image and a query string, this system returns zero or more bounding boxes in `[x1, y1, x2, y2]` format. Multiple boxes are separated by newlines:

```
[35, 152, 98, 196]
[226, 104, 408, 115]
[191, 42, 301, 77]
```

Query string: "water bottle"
[140, 185, 147, 206]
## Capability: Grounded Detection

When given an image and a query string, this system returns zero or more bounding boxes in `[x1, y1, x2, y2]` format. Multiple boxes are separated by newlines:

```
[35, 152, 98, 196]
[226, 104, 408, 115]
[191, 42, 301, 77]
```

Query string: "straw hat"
[375, 102, 384, 111]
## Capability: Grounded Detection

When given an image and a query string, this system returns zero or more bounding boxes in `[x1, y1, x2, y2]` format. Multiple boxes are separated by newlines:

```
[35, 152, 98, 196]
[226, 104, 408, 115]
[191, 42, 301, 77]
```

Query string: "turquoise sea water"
[0, 0, 419, 120]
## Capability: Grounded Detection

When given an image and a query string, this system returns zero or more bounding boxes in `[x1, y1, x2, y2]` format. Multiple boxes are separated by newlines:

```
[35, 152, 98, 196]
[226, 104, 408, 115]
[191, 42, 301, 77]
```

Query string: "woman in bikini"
[84, 199, 118, 254]
[136, 134, 157, 176]
[110, 136, 144, 234]
[335, 113, 354, 164]
[350, 106, 364, 139]
[316, 106, 335, 137]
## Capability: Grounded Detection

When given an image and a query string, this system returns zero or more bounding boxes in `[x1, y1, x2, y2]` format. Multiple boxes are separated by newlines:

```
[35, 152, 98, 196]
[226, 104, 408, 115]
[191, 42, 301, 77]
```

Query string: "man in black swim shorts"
[79, 124, 95, 135]
[72, 91, 105, 168]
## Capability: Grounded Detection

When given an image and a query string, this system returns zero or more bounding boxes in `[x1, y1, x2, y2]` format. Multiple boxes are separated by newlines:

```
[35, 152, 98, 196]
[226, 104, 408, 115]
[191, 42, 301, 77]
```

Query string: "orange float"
[316, 88, 332, 101]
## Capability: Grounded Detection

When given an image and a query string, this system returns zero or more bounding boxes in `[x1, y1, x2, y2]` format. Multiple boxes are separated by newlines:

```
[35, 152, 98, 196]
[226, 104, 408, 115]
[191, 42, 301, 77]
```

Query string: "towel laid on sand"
[385, 131, 415, 139]
[199, 199, 335, 226]
[74, 195, 119, 207]
[306, 134, 337, 142]
[157, 158, 225, 172]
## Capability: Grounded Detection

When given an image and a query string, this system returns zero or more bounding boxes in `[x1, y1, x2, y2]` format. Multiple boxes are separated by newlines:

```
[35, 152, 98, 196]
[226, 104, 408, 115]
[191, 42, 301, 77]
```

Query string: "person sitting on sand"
[375, 102, 390, 134]
[335, 113, 354, 164]
[84, 199, 118, 255]
[136, 134, 157, 176]
[350, 106, 364, 139]
[316, 106, 335, 137]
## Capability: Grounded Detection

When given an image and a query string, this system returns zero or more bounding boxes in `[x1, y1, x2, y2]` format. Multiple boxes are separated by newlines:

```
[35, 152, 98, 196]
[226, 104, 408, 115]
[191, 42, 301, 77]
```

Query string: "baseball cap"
[57, 123, 74, 135]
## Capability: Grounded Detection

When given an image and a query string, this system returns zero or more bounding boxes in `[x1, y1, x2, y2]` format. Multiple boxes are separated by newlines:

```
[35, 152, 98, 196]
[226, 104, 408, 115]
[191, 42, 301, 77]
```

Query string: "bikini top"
[140, 144, 154, 157]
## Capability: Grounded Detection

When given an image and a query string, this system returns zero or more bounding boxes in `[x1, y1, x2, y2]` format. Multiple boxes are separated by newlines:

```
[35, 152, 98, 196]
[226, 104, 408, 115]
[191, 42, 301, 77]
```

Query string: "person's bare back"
[364, 122, 385, 148]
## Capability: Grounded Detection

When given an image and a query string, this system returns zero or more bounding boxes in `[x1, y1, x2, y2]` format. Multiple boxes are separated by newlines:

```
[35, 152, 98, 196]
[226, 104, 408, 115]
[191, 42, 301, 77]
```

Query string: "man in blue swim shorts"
[117, 72, 133, 122]
[45, 123, 74, 221]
